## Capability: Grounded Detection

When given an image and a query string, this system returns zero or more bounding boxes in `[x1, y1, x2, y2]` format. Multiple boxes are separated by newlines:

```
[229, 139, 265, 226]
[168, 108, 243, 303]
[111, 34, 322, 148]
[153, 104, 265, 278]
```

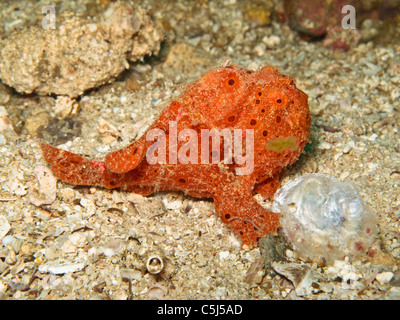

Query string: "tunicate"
[273, 173, 378, 263]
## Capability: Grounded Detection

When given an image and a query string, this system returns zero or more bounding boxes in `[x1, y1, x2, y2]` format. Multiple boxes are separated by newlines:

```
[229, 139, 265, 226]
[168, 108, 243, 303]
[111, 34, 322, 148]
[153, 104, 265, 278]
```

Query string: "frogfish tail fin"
[40, 143, 121, 189]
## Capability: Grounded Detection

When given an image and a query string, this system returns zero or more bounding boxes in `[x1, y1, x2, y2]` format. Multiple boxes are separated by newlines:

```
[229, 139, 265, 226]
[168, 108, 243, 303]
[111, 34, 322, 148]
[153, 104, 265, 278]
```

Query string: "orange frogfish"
[41, 64, 311, 247]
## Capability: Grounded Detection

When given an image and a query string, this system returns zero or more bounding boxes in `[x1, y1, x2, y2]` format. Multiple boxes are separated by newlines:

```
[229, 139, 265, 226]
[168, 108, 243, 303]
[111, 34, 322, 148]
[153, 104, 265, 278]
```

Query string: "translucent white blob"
[273, 174, 378, 262]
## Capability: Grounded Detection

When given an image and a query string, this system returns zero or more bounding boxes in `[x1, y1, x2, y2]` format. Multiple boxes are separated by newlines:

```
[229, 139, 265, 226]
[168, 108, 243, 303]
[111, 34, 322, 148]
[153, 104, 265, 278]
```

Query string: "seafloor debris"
[244, 257, 265, 286]
[147, 284, 168, 299]
[0, 106, 18, 143]
[272, 262, 317, 297]
[284, 0, 361, 50]
[284, 0, 400, 50]
[284, 0, 354, 39]
[53, 96, 80, 119]
[0, 216, 11, 242]
[37, 117, 82, 145]
[165, 43, 213, 75]
[38, 260, 86, 274]
[259, 230, 292, 272]
[97, 118, 120, 144]
[242, 0, 274, 27]
[273, 173, 379, 263]
[29, 164, 57, 207]
[0, 0, 163, 97]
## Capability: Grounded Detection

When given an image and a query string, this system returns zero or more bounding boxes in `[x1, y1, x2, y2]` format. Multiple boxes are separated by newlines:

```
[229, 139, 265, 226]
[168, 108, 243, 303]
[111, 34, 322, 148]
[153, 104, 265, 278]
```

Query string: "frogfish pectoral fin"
[104, 141, 145, 174]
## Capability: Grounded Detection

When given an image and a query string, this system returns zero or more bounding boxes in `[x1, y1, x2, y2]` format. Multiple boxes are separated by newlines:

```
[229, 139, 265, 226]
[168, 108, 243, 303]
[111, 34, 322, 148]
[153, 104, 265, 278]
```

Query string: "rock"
[0, 84, 12, 105]
[29, 164, 57, 207]
[0, 216, 11, 242]
[244, 258, 265, 285]
[120, 268, 142, 281]
[147, 284, 168, 299]
[219, 251, 230, 260]
[80, 197, 96, 218]
[69, 233, 88, 248]
[1, 236, 21, 253]
[242, 0, 274, 27]
[98, 118, 120, 144]
[53, 96, 80, 119]
[0, 106, 18, 142]
[127, 194, 166, 218]
[0, 1, 163, 97]
[262, 35, 281, 49]
[34, 208, 52, 221]
[38, 261, 85, 274]
[272, 262, 317, 297]
[327, 259, 362, 284]
[59, 188, 75, 203]
[1, 164, 28, 196]
[376, 272, 394, 285]
[24, 112, 51, 137]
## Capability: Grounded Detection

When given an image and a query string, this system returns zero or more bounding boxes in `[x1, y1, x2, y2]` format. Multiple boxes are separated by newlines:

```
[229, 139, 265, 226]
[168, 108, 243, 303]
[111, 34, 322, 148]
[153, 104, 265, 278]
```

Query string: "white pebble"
[0, 216, 11, 241]
[69, 233, 87, 248]
[325, 94, 337, 102]
[253, 44, 266, 57]
[162, 199, 181, 210]
[39, 262, 85, 274]
[262, 35, 280, 49]
[219, 251, 230, 260]
[318, 141, 332, 150]
[343, 144, 352, 154]
[285, 249, 294, 258]
[29, 164, 57, 207]
[339, 171, 350, 181]
[80, 197, 96, 217]
[88, 23, 97, 32]
[366, 133, 378, 142]
[376, 272, 394, 285]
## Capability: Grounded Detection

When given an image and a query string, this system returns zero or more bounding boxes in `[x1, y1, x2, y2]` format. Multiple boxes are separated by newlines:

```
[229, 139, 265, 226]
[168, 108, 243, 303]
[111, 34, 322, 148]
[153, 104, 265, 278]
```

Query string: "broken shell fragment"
[38, 261, 85, 274]
[272, 262, 317, 297]
[0, 216, 11, 241]
[5, 244, 17, 265]
[147, 284, 168, 299]
[29, 164, 57, 207]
